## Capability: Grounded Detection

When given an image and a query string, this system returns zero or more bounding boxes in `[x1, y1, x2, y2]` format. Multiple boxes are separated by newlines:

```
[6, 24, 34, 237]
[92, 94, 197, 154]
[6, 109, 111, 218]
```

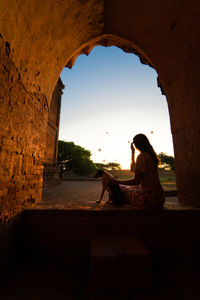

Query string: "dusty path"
[41, 181, 107, 210]
[36, 181, 194, 210]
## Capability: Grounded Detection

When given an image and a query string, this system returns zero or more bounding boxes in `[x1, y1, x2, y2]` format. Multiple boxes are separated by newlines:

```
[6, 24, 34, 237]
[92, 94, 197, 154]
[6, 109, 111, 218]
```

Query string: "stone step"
[43, 164, 61, 187]
[89, 236, 152, 294]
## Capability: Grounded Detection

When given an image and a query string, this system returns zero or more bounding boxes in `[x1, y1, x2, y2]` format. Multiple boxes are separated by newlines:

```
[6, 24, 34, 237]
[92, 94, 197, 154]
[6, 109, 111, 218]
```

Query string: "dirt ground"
[37, 181, 194, 211]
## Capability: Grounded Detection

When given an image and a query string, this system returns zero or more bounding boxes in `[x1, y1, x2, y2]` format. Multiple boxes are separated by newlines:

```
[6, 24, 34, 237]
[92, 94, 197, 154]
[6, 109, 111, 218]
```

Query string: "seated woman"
[109, 133, 165, 209]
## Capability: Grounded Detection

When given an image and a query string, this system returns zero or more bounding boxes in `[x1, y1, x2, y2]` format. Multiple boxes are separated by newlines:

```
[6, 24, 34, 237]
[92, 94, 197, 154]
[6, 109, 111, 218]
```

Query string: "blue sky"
[59, 46, 174, 169]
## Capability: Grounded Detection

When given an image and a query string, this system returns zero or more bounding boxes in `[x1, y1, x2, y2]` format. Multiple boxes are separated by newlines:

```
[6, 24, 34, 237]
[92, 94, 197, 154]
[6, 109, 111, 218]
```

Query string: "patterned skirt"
[108, 182, 165, 209]
[119, 184, 165, 209]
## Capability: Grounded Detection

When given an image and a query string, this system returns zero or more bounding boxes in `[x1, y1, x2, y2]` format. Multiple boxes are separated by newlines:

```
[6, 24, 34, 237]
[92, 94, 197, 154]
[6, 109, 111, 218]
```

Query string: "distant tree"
[158, 152, 175, 171]
[106, 162, 121, 170]
[94, 163, 107, 169]
[57, 141, 97, 176]
[94, 162, 121, 171]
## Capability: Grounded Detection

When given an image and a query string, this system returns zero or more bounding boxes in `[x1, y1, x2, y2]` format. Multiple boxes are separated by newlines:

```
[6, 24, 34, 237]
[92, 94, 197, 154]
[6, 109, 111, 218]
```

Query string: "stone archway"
[43, 33, 162, 188]
[1, 0, 200, 224]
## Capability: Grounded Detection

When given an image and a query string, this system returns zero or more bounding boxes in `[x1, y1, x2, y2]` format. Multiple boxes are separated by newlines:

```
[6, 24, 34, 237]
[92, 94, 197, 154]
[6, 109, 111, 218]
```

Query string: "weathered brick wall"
[0, 0, 104, 224]
[44, 125, 57, 165]
[48, 78, 64, 128]
[44, 78, 64, 165]
[43, 78, 64, 187]
[166, 81, 200, 206]
[0, 35, 49, 224]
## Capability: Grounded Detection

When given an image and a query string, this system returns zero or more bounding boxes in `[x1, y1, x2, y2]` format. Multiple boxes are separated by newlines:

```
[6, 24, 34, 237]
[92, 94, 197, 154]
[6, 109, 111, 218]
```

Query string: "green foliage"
[95, 162, 121, 171]
[158, 152, 175, 171]
[94, 163, 107, 169]
[57, 141, 97, 176]
[106, 162, 121, 170]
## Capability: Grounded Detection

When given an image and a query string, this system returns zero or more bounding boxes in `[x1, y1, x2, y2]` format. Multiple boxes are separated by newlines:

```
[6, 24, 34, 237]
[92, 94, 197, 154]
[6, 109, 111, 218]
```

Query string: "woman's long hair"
[133, 134, 159, 165]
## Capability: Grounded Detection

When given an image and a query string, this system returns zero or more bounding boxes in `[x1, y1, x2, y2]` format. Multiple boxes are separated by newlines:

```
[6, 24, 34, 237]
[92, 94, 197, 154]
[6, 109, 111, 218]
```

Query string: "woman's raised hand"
[131, 142, 135, 153]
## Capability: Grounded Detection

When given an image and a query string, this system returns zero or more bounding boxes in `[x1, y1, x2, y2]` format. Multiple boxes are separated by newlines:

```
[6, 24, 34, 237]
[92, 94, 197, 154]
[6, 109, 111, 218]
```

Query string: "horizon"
[58, 138, 174, 170]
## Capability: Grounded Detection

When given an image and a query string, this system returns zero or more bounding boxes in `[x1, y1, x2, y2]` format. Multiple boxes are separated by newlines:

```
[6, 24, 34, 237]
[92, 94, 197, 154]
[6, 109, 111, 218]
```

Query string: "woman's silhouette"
[109, 134, 165, 209]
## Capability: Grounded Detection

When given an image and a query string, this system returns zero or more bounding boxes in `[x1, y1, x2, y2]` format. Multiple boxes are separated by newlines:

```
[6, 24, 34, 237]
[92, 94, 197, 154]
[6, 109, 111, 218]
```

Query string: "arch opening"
[43, 44, 176, 209]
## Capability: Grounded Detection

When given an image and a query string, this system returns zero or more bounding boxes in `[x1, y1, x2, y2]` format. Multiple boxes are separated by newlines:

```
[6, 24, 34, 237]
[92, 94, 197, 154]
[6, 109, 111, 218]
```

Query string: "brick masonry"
[0, 35, 49, 224]
[43, 78, 64, 188]
[44, 78, 64, 165]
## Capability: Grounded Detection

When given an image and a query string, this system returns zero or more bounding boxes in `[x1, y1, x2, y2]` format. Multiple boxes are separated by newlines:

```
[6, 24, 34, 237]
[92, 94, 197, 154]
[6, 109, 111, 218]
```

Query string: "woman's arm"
[130, 142, 135, 172]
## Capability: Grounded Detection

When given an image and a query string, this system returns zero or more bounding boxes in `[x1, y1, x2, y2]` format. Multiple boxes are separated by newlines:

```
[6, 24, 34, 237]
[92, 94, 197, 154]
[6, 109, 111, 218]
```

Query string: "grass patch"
[110, 169, 177, 191]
